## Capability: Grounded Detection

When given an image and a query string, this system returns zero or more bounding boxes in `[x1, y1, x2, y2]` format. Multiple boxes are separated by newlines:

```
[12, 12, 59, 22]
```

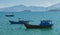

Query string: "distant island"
[22, 10, 32, 12]
[48, 9, 60, 11]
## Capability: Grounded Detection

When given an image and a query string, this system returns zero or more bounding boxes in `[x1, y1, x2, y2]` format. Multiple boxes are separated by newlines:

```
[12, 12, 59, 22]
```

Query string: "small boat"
[5, 14, 14, 17]
[22, 10, 32, 12]
[9, 20, 29, 24]
[24, 20, 53, 28]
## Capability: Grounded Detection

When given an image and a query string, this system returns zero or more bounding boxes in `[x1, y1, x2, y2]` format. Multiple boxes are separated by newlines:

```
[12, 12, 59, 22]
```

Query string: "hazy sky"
[0, 0, 60, 8]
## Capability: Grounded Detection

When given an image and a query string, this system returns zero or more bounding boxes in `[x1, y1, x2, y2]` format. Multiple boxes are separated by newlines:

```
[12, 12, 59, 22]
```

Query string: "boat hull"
[5, 15, 14, 17]
[24, 23, 53, 29]
[9, 21, 29, 24]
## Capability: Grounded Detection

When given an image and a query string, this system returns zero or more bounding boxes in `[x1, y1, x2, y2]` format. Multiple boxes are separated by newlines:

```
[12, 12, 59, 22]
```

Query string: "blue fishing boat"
[24, 20, 53, 28]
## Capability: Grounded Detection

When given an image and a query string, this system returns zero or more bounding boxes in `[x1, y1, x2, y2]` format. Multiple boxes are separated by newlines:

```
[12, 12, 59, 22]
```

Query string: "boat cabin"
[40, 20, 52, 26]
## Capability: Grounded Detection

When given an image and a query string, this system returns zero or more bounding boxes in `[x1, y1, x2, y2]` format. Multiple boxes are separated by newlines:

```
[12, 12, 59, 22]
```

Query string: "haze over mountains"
[0, 3, 60, 12]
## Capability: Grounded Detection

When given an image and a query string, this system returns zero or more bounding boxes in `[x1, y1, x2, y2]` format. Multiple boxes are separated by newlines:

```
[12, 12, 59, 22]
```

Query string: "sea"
[0, 11, 60, 35]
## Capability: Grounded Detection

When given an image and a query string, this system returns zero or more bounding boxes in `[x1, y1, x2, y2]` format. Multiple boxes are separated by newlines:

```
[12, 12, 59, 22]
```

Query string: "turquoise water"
[0, 12, 60, 35]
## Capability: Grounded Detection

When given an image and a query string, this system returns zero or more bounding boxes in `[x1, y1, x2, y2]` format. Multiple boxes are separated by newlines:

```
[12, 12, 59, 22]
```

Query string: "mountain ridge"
[0, 3, 60, 12]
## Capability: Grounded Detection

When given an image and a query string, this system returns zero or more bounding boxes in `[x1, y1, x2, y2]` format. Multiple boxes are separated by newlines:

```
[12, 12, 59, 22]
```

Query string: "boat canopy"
[40, 20, 52, 26]
[41, 20, 52, 22]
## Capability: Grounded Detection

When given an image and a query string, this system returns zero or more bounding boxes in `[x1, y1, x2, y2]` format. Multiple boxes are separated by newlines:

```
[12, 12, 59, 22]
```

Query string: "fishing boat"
[24, 20, 53, 28]
[9, 20, 29, 24]
[5, 14, 14, 17]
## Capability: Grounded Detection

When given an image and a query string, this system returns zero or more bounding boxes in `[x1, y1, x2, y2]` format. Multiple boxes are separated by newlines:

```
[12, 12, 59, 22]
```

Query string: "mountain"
[0, 5, 28, 12]
[1, 3, 60, 12]
[0, 5, 47, 12]
[48, 3, 60, 11]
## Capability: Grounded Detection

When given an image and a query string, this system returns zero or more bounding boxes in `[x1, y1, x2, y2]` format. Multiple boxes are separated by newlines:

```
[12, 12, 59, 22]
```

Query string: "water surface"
[0, 12, 60, 35]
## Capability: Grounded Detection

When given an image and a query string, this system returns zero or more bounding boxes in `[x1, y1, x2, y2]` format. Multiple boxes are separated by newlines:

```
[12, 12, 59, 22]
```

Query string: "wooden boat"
[24, 20, 53, 28]
[9, 20, 29, 24]
[5, 14, 14, 17]
[24, 23, 53, 28]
